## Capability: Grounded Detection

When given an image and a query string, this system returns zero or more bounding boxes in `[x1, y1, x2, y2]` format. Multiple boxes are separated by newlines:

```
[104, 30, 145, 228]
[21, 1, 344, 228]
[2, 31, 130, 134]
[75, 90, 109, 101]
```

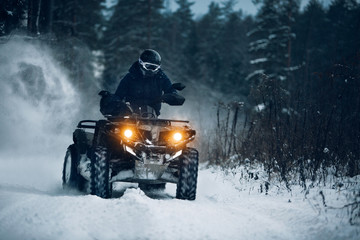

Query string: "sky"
[168, 0, 336, 17]
[167, 0, 258, 16]
[170, 0, 258, 16]
[105, 0, 335, 17]
[105, 0, 347, 17]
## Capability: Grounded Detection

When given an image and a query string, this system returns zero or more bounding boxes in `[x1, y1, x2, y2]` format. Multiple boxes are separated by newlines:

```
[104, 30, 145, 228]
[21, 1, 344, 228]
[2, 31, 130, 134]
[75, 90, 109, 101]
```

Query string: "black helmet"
[139, 49, 161, 73]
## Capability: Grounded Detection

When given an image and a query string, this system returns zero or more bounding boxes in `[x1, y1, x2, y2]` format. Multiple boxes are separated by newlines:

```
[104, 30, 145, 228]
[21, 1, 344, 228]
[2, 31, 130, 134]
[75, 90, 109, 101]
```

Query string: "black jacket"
[115, 61, 175, 115]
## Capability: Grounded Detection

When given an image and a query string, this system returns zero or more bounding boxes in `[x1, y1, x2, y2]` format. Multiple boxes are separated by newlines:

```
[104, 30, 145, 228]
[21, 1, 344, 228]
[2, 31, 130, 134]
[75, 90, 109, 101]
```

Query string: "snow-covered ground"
[0, 150, 359, 240]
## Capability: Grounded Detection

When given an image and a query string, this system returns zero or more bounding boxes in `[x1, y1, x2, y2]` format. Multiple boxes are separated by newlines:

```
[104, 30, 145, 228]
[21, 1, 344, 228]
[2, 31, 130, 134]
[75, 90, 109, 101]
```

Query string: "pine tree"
[161, 0, 195, 82]
[246, 0, 300, 183]
[52, 0, 104, 49]
[247, 0, 299, 85]
[196, 2, 223, 85]
[218, 3, 252, 95]
[102, 0, 165, 90]
[293, 0, 326, 83]
[172, 0, 194, 52]
[0, 0, 26, 36]
[49, 0, 105, 105]
[326, 0, 360, 63]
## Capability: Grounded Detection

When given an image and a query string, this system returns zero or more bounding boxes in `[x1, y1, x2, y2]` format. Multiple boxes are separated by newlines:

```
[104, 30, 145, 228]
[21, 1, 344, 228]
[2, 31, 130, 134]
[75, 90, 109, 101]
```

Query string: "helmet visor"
[139, 59, 160, 72]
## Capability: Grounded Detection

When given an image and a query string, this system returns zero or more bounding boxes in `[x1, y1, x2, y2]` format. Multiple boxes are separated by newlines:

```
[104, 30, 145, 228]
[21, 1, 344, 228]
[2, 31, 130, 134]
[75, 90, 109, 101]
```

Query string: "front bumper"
[110, 159, 178, 184]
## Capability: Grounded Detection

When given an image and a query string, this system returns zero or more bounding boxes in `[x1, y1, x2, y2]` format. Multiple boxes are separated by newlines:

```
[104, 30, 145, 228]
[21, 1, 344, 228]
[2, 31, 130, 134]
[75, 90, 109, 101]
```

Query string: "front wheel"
[90, 146, 112, 198]
[62, 144, 80, 189]
[176, 148, 199, 200]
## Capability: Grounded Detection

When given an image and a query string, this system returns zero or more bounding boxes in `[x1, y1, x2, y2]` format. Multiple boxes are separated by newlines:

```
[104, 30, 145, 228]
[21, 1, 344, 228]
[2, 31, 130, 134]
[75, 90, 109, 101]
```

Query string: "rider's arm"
[114, 74, 130, 100]
[160, 71, 176, 94]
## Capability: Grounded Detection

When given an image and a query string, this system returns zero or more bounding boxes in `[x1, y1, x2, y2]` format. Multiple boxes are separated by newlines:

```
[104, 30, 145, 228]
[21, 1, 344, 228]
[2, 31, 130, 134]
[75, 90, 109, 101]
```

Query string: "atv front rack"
[77, 117, 190, 130]
[107, 116, 189, 124]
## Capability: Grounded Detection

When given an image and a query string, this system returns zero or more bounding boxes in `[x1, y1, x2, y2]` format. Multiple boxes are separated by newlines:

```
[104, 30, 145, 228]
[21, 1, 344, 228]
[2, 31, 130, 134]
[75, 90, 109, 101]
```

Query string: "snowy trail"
[1, 37, 357, 240]
[0, 155, 358, 240]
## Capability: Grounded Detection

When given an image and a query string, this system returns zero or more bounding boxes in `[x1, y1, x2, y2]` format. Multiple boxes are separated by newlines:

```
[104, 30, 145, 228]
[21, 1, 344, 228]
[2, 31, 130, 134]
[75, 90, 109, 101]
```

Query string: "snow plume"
[0, 37, 79, 156]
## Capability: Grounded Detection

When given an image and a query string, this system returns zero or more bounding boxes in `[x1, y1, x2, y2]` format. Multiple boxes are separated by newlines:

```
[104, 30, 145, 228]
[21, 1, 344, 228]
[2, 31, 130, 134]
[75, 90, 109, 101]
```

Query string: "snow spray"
[0, 36, 79, 156]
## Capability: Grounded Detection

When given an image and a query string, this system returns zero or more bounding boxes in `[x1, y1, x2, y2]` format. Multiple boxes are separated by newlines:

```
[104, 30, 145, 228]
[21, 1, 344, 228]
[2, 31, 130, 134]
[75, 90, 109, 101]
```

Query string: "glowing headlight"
[124, 129, 133, 138]
[173, 132, 183, 142]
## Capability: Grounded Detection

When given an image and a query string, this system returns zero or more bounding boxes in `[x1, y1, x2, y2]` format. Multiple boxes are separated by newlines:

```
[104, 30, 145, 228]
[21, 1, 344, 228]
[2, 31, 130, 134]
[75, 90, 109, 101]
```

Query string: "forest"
[1, 0, 360, 190]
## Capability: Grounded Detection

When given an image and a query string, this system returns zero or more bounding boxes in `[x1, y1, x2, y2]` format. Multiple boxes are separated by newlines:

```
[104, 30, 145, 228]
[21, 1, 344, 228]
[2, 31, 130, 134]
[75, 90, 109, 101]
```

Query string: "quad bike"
[62, 84, 199, 200]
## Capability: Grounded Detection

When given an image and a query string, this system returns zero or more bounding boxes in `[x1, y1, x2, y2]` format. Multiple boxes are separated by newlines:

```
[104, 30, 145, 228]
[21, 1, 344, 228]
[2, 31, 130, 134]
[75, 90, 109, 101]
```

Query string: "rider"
[114, 49, 176, 117]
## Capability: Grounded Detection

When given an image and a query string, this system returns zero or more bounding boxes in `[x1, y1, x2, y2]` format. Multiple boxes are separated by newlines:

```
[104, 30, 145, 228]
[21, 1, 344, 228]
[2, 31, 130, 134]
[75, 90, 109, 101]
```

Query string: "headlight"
[124, 129, 133, 139]
[173, 132, 182, 142]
